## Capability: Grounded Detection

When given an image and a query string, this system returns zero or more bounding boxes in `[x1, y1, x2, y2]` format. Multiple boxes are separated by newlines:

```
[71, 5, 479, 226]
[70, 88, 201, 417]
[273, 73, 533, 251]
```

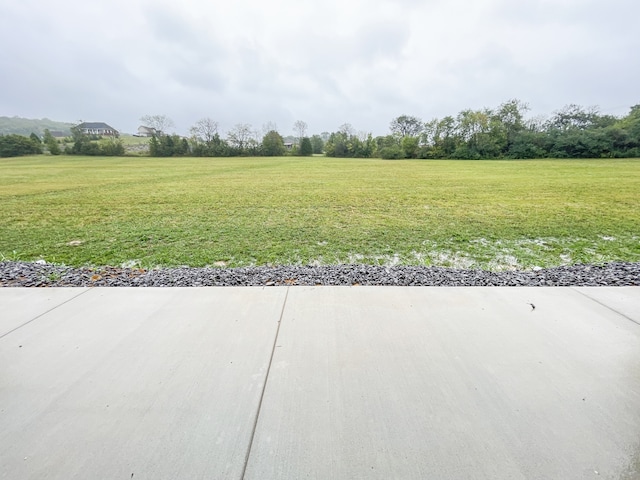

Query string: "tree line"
[145, 118, 320, 157]
[144, 101, 640, 159]
[372, 101, 640, 160]
[0, 126, 124, 157]
[1, 101, 639, 158]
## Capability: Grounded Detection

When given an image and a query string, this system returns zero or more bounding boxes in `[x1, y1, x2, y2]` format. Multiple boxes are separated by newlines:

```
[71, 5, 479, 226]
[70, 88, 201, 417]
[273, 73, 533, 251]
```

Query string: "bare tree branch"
[140, 115, 175, 135]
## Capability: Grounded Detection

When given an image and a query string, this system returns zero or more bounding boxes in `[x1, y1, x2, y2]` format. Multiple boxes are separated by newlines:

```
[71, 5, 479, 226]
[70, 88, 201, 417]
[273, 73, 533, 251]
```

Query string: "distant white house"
[77, 122, 118, 136]
[284, 142, 294, 150]
[135, 125, 158, 137]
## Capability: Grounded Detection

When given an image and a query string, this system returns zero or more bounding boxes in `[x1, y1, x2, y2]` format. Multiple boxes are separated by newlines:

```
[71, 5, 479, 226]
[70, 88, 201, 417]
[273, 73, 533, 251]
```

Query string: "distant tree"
[379, 145, 404, 159]
[310, 134, 324, 154]
[362, 133, 375, 157]
[497, 99, 528, 131]
[140, 114, 175, 135]
[293, 120, 308, 144]
[187, 118, 229, 156]
[390, 115, 423, 137]
[542, 104, 620, 158]
[190, 118, 219, 144]
[338, 123, 355, 137]
[42, 129, 53, 143]
[43, 129, 61, 155]
[324, 132, 345, 157]
[65, 123, 125, 156]
[227, 123, 253, 153]
[177, 137, 190, 156]
[547, 104, 600, 131]
[246, 138, 262, 156]
[261, 130, 286, 156]
[69, 125, 92, 154]
[262, 121, 278, 136]
[30, 132, 41, 144]
[452, 108, 505, 159]
[160, 134, 175, 156]
[299, 137, 313, 156]
[0, 134, 43, 157]
[375, 134, 399, 150]
[324, 129, 374, 158]
[616, 104, 640, 156]
[431, 116, 458, 158]
[401, 136, 419, 158]
[495, 99, 529, 157]
[149, 133, 188, 157]
[507, 129, 546, 159]
[149, 135, 160, 156]
[99, 137, 125, 156]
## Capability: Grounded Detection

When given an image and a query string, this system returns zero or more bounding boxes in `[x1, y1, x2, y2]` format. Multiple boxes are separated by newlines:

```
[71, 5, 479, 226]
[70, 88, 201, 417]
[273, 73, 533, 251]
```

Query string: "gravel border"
[1, 261, 639, 287]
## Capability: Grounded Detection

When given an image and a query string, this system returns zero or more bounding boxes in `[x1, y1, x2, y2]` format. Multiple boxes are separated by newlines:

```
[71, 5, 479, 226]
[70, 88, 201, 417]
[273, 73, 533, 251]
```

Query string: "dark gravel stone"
[1, 261, 639, 287]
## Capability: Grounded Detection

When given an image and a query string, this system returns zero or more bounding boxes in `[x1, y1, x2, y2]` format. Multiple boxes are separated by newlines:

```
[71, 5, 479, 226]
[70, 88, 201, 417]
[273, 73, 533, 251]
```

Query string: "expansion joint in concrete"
[0, 288, 91, 340]
[240, 286, 290, 479]
[571, 287, 640, 327]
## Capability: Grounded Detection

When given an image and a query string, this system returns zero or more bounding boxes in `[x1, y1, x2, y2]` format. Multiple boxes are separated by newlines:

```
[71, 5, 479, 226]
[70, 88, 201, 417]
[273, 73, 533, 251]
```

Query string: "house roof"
[78, 122, 117, 130]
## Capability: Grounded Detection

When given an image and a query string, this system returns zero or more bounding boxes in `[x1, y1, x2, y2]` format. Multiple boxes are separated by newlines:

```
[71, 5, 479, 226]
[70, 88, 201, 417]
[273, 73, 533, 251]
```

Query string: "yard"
[1, 156, 638, 269]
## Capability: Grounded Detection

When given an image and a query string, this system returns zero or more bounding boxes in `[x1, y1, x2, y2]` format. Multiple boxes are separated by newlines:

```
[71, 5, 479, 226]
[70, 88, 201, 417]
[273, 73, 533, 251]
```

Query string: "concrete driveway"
[1, 287, 639, 479]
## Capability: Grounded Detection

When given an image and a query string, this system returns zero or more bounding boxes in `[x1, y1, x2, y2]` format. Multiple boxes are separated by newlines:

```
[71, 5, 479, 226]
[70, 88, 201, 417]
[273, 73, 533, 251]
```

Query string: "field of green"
[1, 156, 638, 270]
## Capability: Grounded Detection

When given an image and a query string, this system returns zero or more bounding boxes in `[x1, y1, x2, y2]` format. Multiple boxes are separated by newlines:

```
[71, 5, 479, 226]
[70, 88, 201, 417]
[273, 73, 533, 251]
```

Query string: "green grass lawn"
[1, 156, 638, 269]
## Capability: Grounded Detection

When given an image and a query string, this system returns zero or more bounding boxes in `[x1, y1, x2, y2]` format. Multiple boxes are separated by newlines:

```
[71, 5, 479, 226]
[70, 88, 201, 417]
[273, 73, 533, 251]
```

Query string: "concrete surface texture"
[1, 287, 639, 480]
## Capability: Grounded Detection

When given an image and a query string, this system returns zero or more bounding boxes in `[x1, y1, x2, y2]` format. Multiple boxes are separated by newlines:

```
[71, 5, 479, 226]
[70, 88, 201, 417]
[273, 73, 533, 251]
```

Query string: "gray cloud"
[0, 0, 638, 136]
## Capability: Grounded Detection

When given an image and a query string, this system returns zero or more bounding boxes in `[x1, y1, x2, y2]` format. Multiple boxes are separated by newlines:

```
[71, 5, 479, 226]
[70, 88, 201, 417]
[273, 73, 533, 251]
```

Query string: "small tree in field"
[299, 137, 313, 156]
[262, 130, 286, 156]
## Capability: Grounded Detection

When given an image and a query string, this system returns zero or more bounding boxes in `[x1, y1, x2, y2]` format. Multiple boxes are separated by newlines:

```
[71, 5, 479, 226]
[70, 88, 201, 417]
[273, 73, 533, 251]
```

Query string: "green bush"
[0, 134, 43, 157]
[378, 145, 404, 159]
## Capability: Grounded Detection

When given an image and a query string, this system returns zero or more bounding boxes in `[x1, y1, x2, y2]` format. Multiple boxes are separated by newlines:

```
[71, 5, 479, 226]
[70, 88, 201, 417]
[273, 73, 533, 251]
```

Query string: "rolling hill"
[0, 116, 73, 136]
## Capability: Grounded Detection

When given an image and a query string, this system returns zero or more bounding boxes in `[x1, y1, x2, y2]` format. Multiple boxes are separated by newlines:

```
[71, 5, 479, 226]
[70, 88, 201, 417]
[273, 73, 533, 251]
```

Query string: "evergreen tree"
[299, 137, 313, 156]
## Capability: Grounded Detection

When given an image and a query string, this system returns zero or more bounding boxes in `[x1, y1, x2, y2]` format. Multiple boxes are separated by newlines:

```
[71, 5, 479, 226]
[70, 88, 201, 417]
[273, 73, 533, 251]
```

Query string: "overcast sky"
[1, 0, 638, 136]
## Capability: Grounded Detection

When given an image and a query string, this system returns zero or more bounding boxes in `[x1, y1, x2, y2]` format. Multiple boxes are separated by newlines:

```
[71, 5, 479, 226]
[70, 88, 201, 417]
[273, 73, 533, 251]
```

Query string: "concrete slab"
[244, 287, 640, 480]
[573, 286, 640, 325]
[0, 288, 88, 337]
[0, 287, 286, 480]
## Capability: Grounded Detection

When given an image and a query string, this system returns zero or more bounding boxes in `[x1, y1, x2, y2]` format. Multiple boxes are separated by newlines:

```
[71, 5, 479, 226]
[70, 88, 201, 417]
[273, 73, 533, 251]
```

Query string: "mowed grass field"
[1, 156, 639, 270]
